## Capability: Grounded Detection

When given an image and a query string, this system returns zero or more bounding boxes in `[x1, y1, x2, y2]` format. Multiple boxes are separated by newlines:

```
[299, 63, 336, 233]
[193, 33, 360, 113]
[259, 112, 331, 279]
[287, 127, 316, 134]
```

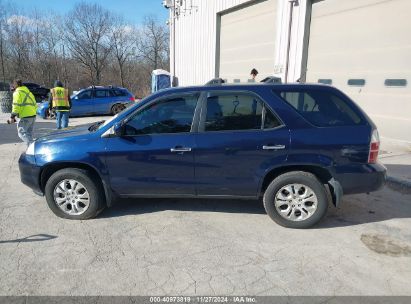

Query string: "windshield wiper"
[88, 120, 105, 132]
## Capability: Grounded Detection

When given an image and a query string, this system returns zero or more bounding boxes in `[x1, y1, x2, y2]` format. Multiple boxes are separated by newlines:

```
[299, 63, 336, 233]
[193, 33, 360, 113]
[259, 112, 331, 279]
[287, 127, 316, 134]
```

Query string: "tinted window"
[124, 95, 198, 135]
[95, 89, 109, 98]
[113, 89, 127, 96]
[275, 90, 362, 127]
[77, 90, 92, 100]
[264, 107, 281, 129]
[205, 94, 280, 131]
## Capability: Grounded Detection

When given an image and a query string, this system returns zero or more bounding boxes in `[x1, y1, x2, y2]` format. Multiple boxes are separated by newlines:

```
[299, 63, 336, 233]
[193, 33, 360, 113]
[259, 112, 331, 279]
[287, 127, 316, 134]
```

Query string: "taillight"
[129, 96, 135, 102]
[368, 129, 380, 164]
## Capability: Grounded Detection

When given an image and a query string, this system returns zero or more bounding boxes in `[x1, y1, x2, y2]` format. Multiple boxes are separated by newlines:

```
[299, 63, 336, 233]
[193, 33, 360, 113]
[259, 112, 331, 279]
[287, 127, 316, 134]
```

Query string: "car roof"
[86, 85, 127, 90]
[158, 82, 334, 94]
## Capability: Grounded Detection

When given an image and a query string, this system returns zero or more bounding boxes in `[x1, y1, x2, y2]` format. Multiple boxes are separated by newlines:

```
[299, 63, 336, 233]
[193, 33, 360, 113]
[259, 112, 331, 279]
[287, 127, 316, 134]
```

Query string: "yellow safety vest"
[51, 87, 70, 111]
[12, 86, 37, 118]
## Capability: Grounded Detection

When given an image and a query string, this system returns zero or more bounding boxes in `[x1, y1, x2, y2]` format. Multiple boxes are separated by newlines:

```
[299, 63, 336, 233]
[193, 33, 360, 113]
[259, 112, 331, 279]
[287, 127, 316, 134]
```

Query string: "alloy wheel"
[53, 179, 90, 215]
[274, 183, 318, 221]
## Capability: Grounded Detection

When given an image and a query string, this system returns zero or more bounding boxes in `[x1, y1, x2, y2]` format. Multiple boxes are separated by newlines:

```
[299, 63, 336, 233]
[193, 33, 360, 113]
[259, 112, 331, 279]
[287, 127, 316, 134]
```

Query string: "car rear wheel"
[263, 171, 329, 228]
[45, 168, 106, 220]
[111, 103, 125, 115]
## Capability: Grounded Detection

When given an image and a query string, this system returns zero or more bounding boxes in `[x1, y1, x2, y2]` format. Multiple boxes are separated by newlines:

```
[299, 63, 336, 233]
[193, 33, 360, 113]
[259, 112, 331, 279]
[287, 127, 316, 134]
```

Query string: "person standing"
[49, 80, 71, 129]
[7, 79, 37, 146]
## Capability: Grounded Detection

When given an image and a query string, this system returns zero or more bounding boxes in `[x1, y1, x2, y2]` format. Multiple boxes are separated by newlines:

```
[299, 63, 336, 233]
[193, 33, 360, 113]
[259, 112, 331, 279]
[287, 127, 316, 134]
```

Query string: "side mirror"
[113, 123, 125, 137]
[73, 95, 79, 100]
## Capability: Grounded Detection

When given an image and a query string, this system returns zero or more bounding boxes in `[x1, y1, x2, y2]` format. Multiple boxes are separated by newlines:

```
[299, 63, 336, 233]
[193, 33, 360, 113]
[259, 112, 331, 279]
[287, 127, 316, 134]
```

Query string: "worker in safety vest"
[8, 79, 37, 145]
[49, 80, 71, 129]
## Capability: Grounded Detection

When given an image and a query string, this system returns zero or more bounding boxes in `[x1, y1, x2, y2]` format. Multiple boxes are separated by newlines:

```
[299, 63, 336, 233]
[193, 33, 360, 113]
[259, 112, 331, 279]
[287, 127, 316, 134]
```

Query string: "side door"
[104, 93, 200, 196]
[71, 89, 94, 116]
[194, 91, 290, 198]
[93, 88, 112, 115]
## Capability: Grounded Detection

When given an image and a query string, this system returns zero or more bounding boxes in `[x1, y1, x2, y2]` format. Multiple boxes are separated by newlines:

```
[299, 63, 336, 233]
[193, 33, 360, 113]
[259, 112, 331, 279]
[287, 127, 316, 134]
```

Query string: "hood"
[54, 80, 64, 87]
[36, 124, 92, 143]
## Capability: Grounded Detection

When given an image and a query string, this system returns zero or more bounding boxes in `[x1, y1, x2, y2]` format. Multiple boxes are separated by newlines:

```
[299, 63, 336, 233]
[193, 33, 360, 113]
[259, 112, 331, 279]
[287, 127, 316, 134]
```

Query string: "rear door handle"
[263, 145, 286, 150]
[170, 147, 192, 153]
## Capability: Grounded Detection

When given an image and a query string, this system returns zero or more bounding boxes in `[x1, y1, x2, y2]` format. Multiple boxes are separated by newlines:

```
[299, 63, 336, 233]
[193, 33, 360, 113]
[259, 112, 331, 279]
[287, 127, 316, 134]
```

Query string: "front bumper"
[18, 153, 43, 196]
[333, 163, 387, 195]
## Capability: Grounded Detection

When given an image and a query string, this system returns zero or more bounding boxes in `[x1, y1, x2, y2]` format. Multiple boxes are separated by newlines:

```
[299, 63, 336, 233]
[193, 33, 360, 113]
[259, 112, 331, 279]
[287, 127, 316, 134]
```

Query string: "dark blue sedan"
[36, 86, 135, 118]
[20, 81, 386, 228]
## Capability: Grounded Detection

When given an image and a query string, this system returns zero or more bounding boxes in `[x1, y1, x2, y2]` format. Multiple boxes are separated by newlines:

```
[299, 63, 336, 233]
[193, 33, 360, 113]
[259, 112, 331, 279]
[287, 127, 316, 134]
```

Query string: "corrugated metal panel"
[173, 0, 251, 86]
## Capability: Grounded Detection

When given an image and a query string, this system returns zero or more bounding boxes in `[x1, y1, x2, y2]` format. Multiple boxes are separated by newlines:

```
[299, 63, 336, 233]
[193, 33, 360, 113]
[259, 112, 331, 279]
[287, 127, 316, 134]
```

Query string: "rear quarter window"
[273, 89, 363, 127]
[113, 89, 128, 97]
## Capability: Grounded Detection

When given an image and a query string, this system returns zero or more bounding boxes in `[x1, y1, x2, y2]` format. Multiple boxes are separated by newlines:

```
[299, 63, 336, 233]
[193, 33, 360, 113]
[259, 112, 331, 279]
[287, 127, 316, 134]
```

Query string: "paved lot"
[0, 117, 411, 296]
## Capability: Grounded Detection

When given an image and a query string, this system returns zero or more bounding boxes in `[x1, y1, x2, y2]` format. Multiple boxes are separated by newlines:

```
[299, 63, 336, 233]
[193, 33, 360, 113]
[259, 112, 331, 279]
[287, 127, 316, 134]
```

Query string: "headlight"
[26, 142, 35, 155]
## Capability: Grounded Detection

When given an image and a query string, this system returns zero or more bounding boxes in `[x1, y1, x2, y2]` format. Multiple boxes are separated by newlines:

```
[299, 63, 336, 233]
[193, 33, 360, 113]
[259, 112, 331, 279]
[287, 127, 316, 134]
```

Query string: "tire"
[0, 90, 12, 113]
[45, 168, 106, 220]
[263, 171, 329, 229]
[111, 103, 125, 115]
[43, 109, 49, 119]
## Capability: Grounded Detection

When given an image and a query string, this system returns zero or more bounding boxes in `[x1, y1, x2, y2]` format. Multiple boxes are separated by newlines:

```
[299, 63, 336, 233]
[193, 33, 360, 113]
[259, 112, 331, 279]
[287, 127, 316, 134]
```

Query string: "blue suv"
[36, 86, 135, 118]
[19, 82, 386, 228]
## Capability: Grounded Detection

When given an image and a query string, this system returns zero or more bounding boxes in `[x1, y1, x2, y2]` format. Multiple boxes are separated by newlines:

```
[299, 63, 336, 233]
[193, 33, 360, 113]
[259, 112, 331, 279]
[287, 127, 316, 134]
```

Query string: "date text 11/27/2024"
[149, 296, 257, 303]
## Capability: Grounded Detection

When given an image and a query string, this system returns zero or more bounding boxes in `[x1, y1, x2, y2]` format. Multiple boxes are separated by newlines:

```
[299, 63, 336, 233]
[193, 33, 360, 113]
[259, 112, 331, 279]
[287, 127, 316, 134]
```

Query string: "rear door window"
[274, 89, 363, 127]
[204, 93, 281, 132]
[77, 90, 92, 100]
[94, 89, 109, 98]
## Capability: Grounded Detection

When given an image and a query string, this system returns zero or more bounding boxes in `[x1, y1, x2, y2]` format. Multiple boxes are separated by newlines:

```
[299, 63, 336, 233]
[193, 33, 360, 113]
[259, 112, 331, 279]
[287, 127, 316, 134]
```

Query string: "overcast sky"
[10, 0, 169, 25]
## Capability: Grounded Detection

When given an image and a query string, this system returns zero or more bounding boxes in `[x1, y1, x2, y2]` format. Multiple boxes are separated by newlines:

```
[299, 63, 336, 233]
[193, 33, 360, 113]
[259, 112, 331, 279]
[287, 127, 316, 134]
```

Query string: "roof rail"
[205, 78, 226, 85]
[261, 76, 282, 84]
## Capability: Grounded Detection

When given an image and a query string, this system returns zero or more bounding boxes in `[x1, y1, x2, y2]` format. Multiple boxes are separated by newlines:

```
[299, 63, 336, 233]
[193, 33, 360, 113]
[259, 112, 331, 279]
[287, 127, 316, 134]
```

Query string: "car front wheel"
[45, 168, 105, 219]
[263, 171, 329, 228]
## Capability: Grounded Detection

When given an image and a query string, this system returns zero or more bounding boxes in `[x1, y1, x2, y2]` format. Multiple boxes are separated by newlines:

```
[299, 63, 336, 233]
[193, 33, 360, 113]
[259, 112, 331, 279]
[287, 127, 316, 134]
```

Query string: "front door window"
[124, 95, 198, 136]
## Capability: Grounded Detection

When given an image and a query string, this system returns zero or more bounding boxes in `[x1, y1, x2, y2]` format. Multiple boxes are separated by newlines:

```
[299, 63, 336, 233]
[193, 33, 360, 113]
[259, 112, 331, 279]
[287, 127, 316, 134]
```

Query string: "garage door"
[218, 0, 278, 83]
[306, 0, 411, 143]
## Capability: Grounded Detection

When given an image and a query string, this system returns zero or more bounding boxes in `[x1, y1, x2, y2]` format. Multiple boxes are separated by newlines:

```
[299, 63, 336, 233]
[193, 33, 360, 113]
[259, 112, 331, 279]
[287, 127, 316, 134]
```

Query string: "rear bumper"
[333, 163, 387, 195]
[18, 153, 43, 196]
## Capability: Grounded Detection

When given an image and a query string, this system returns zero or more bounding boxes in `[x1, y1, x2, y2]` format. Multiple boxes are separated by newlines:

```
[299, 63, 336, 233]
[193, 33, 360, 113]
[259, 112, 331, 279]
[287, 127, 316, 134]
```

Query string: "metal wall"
[218, 0, 278, 83]
[170, 0, 308, 86]
[305, 0, 411, 143]
[172, 0, 250, 86]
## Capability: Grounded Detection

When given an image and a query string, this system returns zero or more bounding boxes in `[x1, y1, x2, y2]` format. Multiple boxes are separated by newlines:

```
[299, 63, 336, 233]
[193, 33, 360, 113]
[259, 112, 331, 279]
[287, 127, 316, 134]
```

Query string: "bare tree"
[6, 14, 33, 79]
[0, 1, 170, 98]
[65, 2, 114, 84]
[42, 13, 64, 86]
[0, 0, 9, 83]
[111, 18, 136, 87]
[136, 16, 169, 71]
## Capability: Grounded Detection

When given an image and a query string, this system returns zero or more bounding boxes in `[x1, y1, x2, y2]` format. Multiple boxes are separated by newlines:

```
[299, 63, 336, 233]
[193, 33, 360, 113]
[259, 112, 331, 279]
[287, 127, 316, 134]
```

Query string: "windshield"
[97, 113, 121, 130]
[97, 95, 151, 130]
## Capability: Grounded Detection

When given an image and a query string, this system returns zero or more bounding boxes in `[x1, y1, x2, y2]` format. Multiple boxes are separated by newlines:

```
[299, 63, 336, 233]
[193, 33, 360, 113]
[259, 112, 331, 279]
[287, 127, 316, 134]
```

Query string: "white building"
[165, 0, 411, 144]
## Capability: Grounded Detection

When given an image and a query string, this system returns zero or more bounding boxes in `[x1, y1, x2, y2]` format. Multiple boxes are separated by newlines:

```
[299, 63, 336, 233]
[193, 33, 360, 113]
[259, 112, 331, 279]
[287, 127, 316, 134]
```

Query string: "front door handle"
[263, 145, 286, 150]
[170, 147, 192, 153]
